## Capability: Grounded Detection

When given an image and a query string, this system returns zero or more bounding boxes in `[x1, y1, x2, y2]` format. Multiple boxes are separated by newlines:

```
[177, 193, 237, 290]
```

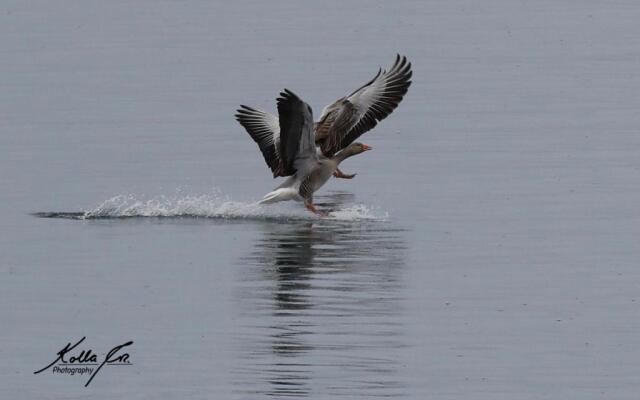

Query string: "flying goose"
[236, 54, 412, 179]
[240, 89, 371, 215]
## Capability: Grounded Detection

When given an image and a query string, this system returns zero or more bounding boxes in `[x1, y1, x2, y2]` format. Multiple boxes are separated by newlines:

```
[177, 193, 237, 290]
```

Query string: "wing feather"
[276, 89, 317, 176]
[318, 54, 412, 156]
[234, 105, 284, 177]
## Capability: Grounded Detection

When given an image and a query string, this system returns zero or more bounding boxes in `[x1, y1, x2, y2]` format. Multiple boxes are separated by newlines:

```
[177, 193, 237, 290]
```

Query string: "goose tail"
[258, 188, 299, 205]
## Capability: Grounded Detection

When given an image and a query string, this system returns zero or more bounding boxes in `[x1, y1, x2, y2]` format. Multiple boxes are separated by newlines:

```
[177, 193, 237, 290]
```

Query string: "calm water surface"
[233, 212, 407, 398]
[2, 1, 640, 399]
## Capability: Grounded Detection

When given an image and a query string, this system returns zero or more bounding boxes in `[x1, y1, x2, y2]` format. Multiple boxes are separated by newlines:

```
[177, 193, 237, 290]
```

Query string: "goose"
[239, 89, 371, 215]
[236, 54, 412, 180]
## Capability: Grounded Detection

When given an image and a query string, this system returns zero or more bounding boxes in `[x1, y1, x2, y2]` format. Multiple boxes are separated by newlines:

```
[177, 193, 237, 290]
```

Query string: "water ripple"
[232, 214, 408, 398]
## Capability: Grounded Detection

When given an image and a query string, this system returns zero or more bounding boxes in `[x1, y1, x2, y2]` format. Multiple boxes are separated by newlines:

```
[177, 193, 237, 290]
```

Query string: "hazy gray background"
[1, 1, 639, 399]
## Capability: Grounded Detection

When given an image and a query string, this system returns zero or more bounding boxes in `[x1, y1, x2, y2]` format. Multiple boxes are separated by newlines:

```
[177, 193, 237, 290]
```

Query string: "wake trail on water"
[34, 194, 387, 222]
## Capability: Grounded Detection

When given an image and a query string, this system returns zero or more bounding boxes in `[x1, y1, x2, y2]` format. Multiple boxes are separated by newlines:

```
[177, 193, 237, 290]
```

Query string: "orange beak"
[362, 144, 372, 151]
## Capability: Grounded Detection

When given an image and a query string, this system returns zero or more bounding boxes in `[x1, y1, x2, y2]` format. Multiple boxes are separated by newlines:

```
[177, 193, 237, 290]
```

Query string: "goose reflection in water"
[233, 192, 408, 398]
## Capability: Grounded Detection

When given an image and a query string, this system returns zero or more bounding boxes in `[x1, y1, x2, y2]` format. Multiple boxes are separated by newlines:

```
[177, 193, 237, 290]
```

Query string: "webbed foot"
[333, 168, 357, 179]
[304, 202, 328, 217]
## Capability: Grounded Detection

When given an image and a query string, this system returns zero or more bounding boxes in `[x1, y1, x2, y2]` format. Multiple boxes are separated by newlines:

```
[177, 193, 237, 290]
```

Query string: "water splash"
[35, 193, 387, 222]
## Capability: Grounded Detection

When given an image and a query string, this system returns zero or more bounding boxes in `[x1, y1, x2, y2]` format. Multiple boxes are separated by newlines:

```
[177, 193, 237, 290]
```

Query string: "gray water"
[2, 1, 640, 399]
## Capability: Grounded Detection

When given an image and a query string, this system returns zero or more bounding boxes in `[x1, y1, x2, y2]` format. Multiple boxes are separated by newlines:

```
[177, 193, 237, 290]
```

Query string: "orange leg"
[305, 202, 327, 216]
[333, 168, 357, 179]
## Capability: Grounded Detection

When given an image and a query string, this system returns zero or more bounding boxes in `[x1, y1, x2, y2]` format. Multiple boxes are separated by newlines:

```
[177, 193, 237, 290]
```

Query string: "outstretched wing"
[316, 54, 412, 157]
[276, 89, 317, 176]
[234, 105, 284, 177]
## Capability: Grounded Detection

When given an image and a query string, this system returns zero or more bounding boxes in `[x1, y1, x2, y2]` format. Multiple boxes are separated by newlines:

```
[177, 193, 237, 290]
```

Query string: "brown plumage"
[235, 54, 413, 179]
[315, 54, 412, 157]
[234, 55, 412, 214]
